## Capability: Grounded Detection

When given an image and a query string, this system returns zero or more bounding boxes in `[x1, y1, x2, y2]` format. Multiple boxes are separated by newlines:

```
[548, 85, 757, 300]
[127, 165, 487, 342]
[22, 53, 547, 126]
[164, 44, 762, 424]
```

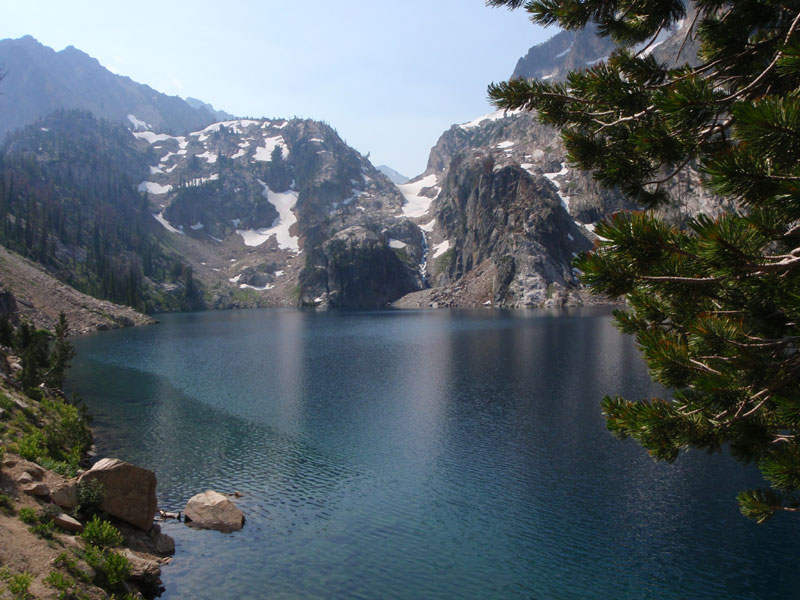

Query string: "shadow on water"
[67, 308, 800, 599]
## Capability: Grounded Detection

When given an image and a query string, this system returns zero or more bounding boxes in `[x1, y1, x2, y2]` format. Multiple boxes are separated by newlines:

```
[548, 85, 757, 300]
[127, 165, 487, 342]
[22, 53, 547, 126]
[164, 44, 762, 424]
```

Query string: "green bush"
[40, 502, 62, 521]
[44, 570, 73, 592]
[15, 430, 44, 462]
[7, 572, 33, 598]
[0, 392, 13, 411]
[54, 552, 92, 585]
[38, 457, 79, 478]
[76, 479, 104, 516]
[18, 507, 38, 524]
[80, 515, 123, 548]
[84, 544, 130, 590]
[0, 493, 14, 516]
[29, 520, 55, 539]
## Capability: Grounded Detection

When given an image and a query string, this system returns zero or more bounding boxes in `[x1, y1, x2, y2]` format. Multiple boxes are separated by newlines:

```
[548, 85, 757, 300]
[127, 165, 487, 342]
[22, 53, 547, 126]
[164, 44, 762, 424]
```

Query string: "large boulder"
[184, 490, 244, 532]
[51, 480, 79, 509]
[79, 458, 157, 531]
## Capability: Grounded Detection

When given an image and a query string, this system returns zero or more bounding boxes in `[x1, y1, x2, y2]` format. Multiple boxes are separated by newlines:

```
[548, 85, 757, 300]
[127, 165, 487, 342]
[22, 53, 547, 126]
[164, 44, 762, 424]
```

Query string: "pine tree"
[487, 0, 800, 521]
[45, 312, 76, 390]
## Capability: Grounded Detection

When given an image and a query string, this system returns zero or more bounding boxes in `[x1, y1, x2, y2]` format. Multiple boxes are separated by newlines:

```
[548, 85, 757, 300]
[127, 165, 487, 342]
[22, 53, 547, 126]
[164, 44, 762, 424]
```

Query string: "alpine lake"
[65, 307, 800, 599]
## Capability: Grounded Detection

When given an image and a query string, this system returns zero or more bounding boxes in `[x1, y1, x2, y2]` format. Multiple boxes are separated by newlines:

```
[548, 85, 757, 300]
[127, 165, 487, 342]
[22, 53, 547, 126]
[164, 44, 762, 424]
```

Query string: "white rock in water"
[184, 490, 245, 532]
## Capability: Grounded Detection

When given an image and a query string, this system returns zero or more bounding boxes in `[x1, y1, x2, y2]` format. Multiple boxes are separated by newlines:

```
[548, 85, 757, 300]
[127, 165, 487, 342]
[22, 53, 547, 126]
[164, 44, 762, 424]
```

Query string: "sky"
[3, 1, 553, 177]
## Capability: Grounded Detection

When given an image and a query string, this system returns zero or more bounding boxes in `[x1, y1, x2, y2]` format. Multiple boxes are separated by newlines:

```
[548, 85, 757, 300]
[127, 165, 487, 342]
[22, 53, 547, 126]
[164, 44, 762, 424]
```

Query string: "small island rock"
[184, 490, 245, 532]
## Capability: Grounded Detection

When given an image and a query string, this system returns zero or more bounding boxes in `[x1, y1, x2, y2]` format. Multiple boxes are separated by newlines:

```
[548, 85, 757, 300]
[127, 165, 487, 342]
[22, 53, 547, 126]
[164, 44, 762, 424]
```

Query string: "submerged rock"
[79, 458, 157, 530]
[184, 490, 245, 532]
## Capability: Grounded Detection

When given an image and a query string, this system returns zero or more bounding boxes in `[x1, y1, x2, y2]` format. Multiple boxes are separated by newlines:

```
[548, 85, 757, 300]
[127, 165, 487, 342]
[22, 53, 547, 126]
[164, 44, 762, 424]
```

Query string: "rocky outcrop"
[431, 154, 591, 307]
[184, 490, 245, 532]
[299, 225, 424, 308]
[79, 458, 158, 531]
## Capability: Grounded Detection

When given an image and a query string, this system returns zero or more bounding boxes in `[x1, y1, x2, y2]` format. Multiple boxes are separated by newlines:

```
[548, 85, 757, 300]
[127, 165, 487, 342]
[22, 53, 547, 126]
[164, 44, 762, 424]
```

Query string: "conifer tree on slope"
[487, 0, 800, 522]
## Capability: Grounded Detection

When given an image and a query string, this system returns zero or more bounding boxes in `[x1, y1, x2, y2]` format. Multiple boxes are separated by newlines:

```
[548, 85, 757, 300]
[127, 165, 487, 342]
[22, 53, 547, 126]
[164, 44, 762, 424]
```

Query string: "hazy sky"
[3, 1, 552, 176]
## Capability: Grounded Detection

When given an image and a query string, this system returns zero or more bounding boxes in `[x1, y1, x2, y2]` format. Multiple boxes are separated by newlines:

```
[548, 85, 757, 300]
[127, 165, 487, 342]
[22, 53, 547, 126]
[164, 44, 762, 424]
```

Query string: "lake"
[66, 308, 800, 599]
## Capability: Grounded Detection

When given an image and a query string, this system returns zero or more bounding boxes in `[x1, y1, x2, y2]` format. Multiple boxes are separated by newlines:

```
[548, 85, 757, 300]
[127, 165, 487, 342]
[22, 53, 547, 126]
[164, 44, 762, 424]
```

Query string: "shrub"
[40, 503, 62, 521]
[44, 570, 74, 592]
[80, 515, 123, 548]
[84, 544, 130, 590]
[15, 430, 44, 462]
[54, 552, 92, 585]
[38, 457, 79, 478]
[76, 478, 104, 516]
[29, 520, 55, 539]
[0, 493, 14, 516]
[7, 572, 33, 597]
[18, 507, 38, 524]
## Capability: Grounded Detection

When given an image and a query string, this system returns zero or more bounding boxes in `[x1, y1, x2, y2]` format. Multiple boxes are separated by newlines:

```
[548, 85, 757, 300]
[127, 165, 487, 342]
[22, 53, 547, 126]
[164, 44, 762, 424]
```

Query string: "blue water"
[66, 308, 800, 599]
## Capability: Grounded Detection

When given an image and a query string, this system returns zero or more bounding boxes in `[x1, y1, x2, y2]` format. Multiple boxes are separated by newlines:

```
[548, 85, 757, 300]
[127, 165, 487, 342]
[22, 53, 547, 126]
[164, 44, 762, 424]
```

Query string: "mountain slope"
[0, 36, 222, 139]
[394, 4, 721, 308]
[1, 111, 205, 313]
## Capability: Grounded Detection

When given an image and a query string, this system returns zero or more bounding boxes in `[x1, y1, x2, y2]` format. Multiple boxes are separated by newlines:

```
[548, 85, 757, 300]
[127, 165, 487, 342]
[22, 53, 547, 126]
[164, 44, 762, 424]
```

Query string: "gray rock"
[22, 464, 45, 479]
[184, 490, 244, 532]
[52, 512, 82, 533]
[51, 480, 79, 509]
[16, 472, 34, 485]
[21, 482, 50, 497]
[79, 458, 157, 531]
[154, 533, 175, 555]
[121, 549, 161, 581]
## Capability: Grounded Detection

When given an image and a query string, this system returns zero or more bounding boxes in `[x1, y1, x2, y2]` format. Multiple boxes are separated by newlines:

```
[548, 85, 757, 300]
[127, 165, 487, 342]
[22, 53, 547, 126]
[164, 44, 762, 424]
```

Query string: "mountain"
[376, 165, 409, 185]
[511, 4, 701, 82]
[130, 117, 426, 308]
[393, 2, 722, 309]
[0, 36, 222, 139]
[185, 97, 236, 122]
[1, 110, 205, 313]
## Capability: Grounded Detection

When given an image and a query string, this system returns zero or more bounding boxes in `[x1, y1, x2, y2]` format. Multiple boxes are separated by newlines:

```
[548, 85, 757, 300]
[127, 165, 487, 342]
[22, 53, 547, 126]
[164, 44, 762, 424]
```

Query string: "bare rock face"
[79, 458, 157, 531]
[184, 490, 245, 532]
[51, 480, 79, 509]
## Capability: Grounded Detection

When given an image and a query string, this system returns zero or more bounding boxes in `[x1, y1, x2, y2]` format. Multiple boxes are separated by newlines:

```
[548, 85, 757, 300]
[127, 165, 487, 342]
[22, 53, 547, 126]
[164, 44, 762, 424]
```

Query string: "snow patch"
[459, 109, 521, 130]
[153, 212, 183, 234]
[134, 131, 175, 144]
[149, 165, 163, 175]
[253, 136, 288, 161]
[397, 173, 438, 218]
[420, 219, 436, 232]
[389, 239, 407, 249]
[127, 114, 151, 130]
[190, 222, 204, 231]
[229, 274, 242, 283]
[555, 42, 573, 59]
[138, 181, 173, 194]
[240, 283, 274, 291]
[432, 240, 451, 258]
[496, 140, 515, 149]
[196, 151, 218, 164]
[236, 181, 299, 250]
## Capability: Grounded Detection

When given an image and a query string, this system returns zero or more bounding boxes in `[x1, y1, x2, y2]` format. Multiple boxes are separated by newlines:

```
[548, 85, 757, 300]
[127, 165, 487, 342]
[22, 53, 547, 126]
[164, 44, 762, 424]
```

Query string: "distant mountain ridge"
[0, 36, 230, 139]
[376, 165, 409, 184]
